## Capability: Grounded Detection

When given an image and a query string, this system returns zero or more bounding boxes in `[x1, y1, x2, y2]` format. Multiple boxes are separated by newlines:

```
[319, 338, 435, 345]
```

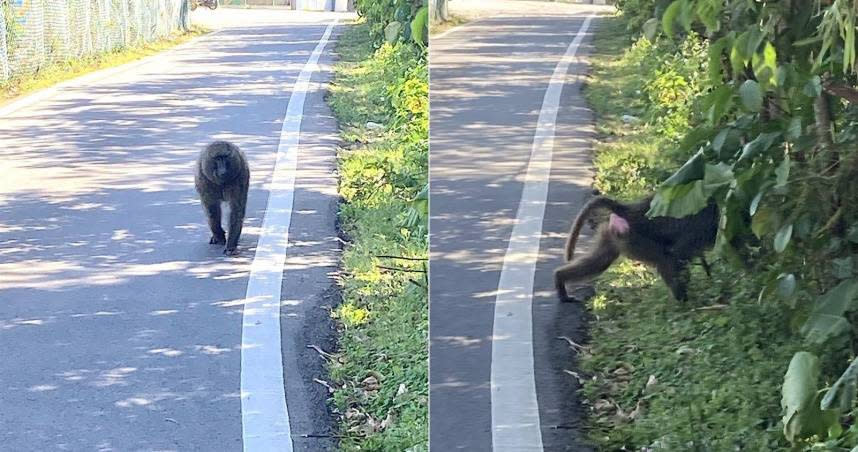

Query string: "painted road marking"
[240, 19, 337, 452]
[490, 15, 594, 452]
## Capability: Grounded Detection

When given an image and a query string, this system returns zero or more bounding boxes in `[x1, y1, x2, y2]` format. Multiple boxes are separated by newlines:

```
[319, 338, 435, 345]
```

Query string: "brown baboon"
[195, 141, 250, 256]
[554, 195, 718, 302]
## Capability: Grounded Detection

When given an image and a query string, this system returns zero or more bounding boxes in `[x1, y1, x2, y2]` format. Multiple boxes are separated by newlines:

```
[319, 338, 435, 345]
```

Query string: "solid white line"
[240, 20, 337, 452]
[490, 15, 593, 452]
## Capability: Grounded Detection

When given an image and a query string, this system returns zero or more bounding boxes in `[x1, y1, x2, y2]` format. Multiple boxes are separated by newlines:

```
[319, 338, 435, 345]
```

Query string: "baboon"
[554, 195, 718, 302]
[195, 141, 250, 256]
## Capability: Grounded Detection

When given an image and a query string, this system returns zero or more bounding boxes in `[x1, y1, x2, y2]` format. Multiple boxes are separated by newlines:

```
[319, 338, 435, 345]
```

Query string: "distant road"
[0, 9, 350, 451]
[430, 8, 606, 451]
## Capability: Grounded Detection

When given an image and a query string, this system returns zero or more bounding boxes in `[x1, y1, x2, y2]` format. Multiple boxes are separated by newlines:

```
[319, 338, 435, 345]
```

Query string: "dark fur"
[195, 141, 250, 256]
[554, 195, 718, 302]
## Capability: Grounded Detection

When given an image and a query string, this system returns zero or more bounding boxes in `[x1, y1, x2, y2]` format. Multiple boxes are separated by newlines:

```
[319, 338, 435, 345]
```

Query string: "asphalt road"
[0, 9, 349, 451]
[430, 9, 607, 451]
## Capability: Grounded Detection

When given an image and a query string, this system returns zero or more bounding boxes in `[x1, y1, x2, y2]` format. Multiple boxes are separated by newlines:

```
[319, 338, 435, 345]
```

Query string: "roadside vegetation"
[0, 27, 207, 103]
[581, 1, 858, 450]
[326, 1, 428, 450]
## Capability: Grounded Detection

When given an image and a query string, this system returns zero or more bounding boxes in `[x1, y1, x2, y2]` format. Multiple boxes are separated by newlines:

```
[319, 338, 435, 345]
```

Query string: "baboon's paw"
[223, 246, 240, 256]
[210, 235, 227, 245]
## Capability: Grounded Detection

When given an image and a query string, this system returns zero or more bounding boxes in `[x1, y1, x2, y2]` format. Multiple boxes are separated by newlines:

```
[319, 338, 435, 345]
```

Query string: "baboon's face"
[204, 150, 238, 184]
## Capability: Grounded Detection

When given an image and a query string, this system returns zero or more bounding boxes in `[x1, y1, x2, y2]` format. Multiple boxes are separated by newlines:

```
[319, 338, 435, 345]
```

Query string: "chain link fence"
[0, 0, 190, 81]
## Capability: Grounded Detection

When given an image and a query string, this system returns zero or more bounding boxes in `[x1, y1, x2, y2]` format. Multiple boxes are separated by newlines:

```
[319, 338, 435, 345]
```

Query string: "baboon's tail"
[564, 196, 626, 261]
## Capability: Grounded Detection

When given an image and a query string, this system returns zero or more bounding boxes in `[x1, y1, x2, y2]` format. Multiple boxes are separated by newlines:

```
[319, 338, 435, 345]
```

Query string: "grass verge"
[429, 15, 469, 36]
[0, 26, 208, 103]
[326, 22, 428, 451]
[579, 15, 800, 450]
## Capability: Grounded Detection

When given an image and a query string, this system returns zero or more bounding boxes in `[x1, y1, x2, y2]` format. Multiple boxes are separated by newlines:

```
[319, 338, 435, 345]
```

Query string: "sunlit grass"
[326, 22, 428, 451]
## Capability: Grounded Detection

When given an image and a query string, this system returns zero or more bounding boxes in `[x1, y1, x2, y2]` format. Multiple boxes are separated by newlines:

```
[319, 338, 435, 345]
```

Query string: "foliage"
[354, 0, 428, 49]
[327, 22, 427, 451]
[605, 0, 858, 447]
[580, 16, 807, 449]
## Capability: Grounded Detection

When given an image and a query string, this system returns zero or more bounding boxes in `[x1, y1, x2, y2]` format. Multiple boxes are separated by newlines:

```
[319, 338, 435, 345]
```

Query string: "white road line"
[490, 15, 593, 452]
[240, 20, 337, 452]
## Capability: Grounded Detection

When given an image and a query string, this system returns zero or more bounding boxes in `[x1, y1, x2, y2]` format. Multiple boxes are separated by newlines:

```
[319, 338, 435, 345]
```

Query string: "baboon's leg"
[625, 232, 691, 302]
[699, 255, 712, 278]
[225, 199, 246, 255]
[655, 259, 689, 302]
[555, 238, 620, 302]
[203, 201, 226, 245]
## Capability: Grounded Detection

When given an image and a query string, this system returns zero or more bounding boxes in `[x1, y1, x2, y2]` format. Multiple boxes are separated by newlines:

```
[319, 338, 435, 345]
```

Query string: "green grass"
[579, 15, 801, 451]
[0, 26, 208, 103]
[326, 21, 428, 451]
[429, 14, 469, 36]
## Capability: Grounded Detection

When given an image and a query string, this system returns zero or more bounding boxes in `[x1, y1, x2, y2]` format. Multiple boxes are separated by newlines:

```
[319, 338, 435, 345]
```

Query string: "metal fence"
[0, 0, 190, 81]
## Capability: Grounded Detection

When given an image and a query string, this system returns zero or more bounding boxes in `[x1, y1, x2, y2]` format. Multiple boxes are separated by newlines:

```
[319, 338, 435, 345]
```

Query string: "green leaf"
[642, 18, 659, 41]
[706, 84, 734, 124]
[832, 257, 854, 279]
[384, 21, 402, 44]
[648, 181, 708, 218]
[774, 223, 793, 253]
[702, 163, 733, 195]
[410, 6, 428, 47]
[782, 352, 820, 442]
[739, 79, 763, 112]
[775, 155, 790, 187]
[708, 37, 730, 84]
[786, 117, 802, 140]
[752, 42, 778, 87]
[730, 32, 749, 75]
[803, 76, 822, 97]
[801, 314, 850, 345]
[777, 273, 796, 299]
[821, 356, 858, 413]
[806, 278, 858, 321]
[695, 0, 721, 32]
[662, 151, 705, 186]
[678, 0, 694, 31]
[739, 132, 780, 162]
[662, 0, 683, 37]
[712, 128, 730, 152]
[782, 352, 838, 443]
[745, 28, 764, 59]
[751, 206, 779, 238]
[749, 181, 775, 216]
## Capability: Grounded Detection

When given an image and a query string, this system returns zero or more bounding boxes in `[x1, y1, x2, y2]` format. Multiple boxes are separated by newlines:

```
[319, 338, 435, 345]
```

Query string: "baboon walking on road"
[554, 195, 718, 302]
[195, 141, 250, 256]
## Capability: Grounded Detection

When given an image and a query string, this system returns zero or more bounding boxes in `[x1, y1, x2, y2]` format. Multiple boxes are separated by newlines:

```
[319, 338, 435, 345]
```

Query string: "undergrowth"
[579, 15, 801, 450]
[326, 22, 428, 451]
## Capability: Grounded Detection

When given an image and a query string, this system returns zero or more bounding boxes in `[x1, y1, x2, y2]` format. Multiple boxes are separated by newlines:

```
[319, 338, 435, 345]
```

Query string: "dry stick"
[824, 81, 858, 104]
[377, 265, 427, 273]
[307, 344, 336, 360]
[374, 255, 428, 261]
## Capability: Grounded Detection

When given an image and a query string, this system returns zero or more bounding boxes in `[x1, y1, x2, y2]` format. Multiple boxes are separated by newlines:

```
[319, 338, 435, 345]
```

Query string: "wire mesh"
[0, 0, 189, 81]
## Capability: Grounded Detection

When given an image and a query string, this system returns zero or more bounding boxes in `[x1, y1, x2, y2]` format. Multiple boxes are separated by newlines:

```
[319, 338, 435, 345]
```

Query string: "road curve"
[430, 9, 605, 451]
[0, 9, 347, 451]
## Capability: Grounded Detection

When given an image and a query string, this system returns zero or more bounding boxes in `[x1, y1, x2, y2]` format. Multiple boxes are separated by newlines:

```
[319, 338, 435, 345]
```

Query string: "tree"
[431, 0, 448, 23]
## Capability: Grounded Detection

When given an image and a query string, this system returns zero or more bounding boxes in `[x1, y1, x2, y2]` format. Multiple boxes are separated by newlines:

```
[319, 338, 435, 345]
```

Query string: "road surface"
[430, 6, 609, 451]
[0, 9, 350, 451]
